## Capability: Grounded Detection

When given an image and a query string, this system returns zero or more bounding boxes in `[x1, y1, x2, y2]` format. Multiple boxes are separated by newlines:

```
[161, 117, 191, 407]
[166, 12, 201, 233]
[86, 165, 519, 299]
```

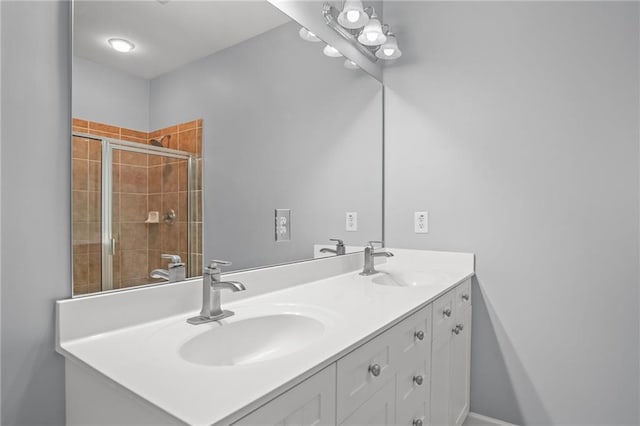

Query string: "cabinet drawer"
[337, 327, 398, 423]
[394, 304, 432, 366]
[396, 359, 429, 426]
[455, 280, 471, 311]
[432, 290, 456, 339]
[340, 379, 396, 426]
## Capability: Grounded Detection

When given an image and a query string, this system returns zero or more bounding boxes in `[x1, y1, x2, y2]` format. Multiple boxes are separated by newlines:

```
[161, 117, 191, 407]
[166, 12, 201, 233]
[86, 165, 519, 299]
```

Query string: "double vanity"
[56, 248, 474, 426]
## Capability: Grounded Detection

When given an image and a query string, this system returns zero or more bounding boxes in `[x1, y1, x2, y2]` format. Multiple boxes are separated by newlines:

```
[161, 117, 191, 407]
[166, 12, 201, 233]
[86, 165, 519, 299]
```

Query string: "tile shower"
[72, 118, 202, 295]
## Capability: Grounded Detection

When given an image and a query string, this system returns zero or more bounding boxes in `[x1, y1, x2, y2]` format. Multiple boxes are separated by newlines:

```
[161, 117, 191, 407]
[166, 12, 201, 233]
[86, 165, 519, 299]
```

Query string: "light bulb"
[346, 10, 360, 23]
[108, 38, 135, 53]
[299, 27, 320, 42]
[337, 0, 369, 29]
[375, 33, 402, 60]
[344, 59, 359, 70]
[357, 13, 386, 46]
[323, 44, 343, 58]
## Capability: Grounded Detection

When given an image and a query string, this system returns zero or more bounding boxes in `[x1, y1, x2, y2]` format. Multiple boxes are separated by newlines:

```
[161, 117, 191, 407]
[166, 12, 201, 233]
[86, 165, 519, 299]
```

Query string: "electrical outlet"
[414, 211, 428, 233]
[275, 209, 291, 241]
[346, 212, 358, 232]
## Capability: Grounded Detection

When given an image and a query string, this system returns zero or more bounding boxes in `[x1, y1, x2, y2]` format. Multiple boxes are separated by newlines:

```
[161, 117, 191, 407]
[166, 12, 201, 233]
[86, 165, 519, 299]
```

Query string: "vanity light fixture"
[323, 44, 343, 58]
[299, 27, 321, 42]
[375, 31, 402, 60]
[344, 59, 360, 70]
[357, 10, 386, 46]
[337, 0, 369, 29]
[322, 3, 401, 63]
[108, 38, 135, 53]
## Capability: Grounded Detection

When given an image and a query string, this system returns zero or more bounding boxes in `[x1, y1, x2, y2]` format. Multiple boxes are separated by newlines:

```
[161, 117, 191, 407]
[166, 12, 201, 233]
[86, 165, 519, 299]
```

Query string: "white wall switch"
[414, 211, 428, 233]
[346, 212, 358, 232]
[275, 209, 291, 241]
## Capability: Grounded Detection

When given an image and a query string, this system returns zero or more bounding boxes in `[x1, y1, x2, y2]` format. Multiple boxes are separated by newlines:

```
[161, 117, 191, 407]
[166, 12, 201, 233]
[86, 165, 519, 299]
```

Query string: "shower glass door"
[102, 142, 195, 290]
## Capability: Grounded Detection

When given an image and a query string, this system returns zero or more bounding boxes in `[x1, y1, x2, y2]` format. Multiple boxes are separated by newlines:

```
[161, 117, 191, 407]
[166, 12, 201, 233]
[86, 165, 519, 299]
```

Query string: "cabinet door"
[430, 332, 453, 426]
[451, 306, 472, 426]
[340, 380, 396, 426]
[233, 365, 336, 426]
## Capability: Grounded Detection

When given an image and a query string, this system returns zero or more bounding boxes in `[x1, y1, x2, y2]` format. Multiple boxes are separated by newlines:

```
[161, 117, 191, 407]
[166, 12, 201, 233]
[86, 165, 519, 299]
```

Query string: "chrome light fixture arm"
[322, 3, 378, 62]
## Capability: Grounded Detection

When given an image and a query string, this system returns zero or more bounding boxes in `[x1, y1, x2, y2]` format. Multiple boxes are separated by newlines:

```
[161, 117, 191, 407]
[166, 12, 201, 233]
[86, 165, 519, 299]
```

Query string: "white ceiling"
[74, 0, 291, 79]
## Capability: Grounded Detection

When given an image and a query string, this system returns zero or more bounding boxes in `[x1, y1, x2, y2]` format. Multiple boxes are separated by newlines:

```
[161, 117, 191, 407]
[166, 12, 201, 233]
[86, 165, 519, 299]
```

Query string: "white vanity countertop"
[57, 248, 474, 426]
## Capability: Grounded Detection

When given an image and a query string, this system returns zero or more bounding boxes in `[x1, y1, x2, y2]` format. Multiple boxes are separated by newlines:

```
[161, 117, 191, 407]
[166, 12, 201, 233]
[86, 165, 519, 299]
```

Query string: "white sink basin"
[179, 314, 324, 366]
[371, 270, 452, 287]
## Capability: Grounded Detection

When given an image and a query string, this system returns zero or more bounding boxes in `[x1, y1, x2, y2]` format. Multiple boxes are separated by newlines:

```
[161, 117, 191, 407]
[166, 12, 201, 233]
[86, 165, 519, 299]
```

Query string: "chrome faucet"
[319, 238, 346, 256]
[150, 254, 186, 282]
[187, 260, 246, 325]
[360, 241, 394, 276]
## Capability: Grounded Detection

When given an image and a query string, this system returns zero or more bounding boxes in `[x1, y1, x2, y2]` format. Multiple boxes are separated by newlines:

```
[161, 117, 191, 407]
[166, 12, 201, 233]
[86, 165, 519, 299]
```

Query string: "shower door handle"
[110, 238, 116, 255]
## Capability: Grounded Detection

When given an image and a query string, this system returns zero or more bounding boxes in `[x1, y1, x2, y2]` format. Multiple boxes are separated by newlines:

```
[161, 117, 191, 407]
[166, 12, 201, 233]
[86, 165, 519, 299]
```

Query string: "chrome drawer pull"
[369, 364, 381, 377]
[414, 330, 425, 341]
[443, 308, 452, 317]
[461, 294, 470, 301]
[452, 326, 460, 335]
[413, 419, 423, 426]
[413, 375, 424, 386]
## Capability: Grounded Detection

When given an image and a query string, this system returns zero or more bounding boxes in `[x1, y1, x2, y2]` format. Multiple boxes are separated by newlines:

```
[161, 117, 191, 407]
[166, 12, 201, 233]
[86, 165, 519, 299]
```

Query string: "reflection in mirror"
[72, 1, 383, 296]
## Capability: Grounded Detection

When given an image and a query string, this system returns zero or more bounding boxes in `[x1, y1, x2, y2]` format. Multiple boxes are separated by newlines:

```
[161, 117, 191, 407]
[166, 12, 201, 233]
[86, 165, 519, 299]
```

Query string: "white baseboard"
[464, 412, 519, 426]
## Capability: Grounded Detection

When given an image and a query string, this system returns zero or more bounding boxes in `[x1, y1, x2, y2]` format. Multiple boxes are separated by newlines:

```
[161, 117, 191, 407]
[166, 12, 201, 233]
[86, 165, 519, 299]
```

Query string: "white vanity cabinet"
[234, 279, 472, 426]
[337, 304, 432, 426]
[430, 280, 472, 426]
[232, 365, 336, 426]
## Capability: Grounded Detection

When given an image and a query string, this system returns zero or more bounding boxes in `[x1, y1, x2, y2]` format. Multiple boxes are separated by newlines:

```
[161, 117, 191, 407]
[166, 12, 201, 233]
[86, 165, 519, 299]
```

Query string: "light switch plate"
[346, 212, 358, 232]
[414, 211, 428, 233]
[275, 209, 291, 241]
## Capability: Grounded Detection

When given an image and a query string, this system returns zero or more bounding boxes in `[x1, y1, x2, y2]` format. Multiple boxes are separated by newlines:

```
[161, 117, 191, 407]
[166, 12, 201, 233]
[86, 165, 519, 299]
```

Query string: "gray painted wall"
[150, 21, 382, 271]
[384, 2, 640, 425]
[0, 0, 3, 419]
[1, 1, 70, 425]
[73, 56, 150, 131]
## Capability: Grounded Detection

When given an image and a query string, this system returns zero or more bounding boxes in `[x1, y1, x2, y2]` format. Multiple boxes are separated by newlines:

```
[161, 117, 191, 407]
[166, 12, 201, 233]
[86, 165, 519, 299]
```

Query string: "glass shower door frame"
[102, 139, 195, 291]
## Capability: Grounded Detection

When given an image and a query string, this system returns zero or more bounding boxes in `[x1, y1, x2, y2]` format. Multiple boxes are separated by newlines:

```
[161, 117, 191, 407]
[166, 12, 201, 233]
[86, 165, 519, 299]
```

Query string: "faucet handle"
[330, 238, 345, 246]
[368, 240, 384, 249]
[162, 254, 183, 264]
[207, 259, 232, 270]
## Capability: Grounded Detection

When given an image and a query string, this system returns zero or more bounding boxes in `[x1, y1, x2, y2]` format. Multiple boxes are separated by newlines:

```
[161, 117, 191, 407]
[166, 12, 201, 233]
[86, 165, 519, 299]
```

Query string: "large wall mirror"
[71, 0, 383, 296]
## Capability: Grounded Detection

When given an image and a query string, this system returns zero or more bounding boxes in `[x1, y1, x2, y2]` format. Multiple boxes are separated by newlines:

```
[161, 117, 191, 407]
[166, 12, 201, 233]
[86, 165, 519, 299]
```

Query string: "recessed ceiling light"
[108, 38, 135, 53]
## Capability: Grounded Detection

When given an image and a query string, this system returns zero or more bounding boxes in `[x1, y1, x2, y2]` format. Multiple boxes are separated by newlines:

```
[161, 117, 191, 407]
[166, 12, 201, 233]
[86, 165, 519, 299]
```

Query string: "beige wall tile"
[120, 223, 148, 250]
[121, 193, 148, 222]
[73, 190, 88, 223]
[72, 159, 88, 191]
[120, 165, 147, 194]
[120, 249, 148, 279]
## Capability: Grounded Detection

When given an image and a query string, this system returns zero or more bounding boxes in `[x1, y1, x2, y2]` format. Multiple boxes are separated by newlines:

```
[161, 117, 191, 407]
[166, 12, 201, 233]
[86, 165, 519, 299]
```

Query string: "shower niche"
[71, 119, 202, 295]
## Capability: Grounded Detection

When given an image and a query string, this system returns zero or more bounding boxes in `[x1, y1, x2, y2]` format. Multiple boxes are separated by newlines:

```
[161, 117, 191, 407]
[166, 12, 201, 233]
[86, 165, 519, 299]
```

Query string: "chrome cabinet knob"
[461, 294, 470, 301]
[457, 323, 464, 331]
[443, 308, 452, 317]
[414, 330, 425, 341]
[413, 375, 424, 386]
[413, 419, 423, 426]
[452, 326, 460, 335]
[369, 364, 381, 377]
